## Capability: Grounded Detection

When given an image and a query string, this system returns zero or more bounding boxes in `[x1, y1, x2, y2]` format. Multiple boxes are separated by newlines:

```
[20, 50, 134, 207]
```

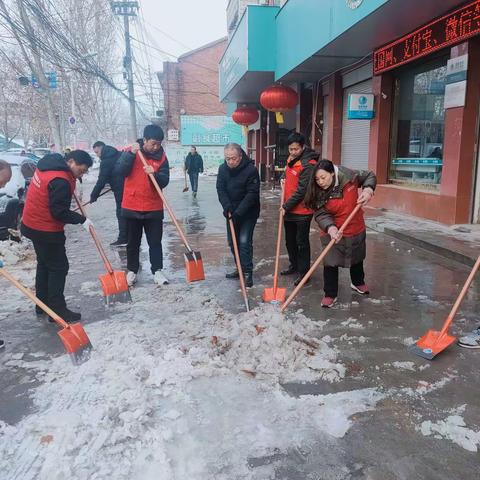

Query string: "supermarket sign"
[180, 115, 244, 146]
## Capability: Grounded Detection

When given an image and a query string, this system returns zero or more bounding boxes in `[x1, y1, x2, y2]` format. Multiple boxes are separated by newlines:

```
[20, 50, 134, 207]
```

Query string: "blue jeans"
[189, 172, 199, 192]
[226, 216, 257, 274]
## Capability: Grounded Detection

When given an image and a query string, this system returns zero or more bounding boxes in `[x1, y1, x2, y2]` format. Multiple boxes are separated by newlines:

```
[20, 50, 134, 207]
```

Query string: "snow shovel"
[281, 204, 363, 312]
[138, 151, 205, 283]
[228, 216, 250, 312]
[0, 260, 92, 365]
[73, 188, 112, 212]
[183, 171, 189, 193]
[262, 185, 286, 304]
[409, 254, 480, 360]
[73, 193, 131, 305]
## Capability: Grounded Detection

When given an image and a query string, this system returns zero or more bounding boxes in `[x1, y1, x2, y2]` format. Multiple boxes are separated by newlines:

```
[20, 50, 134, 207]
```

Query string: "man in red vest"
[119, 125, 170, 286]
[21, 151, 93, 322]
[281, 132, 319, 286]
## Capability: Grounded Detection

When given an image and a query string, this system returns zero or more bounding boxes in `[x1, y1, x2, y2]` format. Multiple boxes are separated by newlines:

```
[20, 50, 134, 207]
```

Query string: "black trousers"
[188, 172, 199, 192]
[32, 239, 69, 311]
[226, 216, 257, 274]
[126, 218, 163, 274]
[323, 261, 365, 298]
[113, 188, 128, 243]
[284, 219, 311, 276]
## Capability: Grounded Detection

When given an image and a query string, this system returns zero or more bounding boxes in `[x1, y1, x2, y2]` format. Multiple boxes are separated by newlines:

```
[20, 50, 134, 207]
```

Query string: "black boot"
[226, 269, 240, 279]
[110, 239, 127, 247]
[35, 306, 46, 316]
[49, 307, 81, 324]
[280, 265, 297, 276]
[244, 272, 253, 288]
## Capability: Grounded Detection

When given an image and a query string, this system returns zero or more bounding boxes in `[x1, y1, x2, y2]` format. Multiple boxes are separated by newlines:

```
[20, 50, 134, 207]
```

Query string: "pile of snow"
[0, 281, 385, 479]
[0, 239, 33, 266]
[420, 406, 480, 453]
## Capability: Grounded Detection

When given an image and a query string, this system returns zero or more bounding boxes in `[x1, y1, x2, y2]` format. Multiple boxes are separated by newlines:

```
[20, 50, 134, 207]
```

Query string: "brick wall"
[160, 38, 227, 133]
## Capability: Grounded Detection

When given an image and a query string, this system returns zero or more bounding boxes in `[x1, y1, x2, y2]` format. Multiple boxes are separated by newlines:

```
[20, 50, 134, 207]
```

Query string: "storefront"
[219, 0, 480, 224]
[369, 0, 480, 223]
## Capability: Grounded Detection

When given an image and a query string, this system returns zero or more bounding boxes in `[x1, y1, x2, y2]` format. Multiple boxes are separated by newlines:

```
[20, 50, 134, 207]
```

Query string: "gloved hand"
[82, 218, 94, 233]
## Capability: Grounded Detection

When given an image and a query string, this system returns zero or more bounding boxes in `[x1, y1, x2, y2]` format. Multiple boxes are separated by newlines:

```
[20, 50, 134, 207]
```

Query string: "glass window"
[390, 57, 448, 190]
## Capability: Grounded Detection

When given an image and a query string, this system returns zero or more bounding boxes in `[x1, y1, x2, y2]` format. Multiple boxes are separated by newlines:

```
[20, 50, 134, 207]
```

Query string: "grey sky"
[137, 0, 228, 70]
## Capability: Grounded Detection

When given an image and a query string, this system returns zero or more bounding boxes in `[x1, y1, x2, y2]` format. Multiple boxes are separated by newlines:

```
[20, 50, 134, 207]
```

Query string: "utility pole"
[111, 1, 139, 140]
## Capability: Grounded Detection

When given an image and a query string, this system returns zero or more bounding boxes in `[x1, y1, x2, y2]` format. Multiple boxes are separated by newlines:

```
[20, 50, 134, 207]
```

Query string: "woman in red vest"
[304, 159, 376, 308]
[281, 132, 319, 286]
[119, 125, 170, 286]
[21, 151, 93, 322]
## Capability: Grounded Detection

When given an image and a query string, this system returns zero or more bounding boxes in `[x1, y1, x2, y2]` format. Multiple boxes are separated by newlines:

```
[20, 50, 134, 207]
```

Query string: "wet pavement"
[1, 174, 480, 479]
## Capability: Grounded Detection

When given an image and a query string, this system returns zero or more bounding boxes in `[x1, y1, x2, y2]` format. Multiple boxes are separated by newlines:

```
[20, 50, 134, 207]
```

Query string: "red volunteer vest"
[284, 158, 316, 215]
[22, 169, 76, 232]
[122, 151, 166, 212]
[324, 181, 365, 237]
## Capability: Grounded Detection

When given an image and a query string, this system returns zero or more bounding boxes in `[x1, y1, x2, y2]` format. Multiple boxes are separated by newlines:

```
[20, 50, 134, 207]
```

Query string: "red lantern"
[260, 84, 298, 123]
[232, 106, 259, 127]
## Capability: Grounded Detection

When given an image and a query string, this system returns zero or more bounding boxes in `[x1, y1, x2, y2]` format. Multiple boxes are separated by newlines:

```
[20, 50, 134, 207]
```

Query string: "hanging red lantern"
[260, 84, 298, 124]
[232, 106, 259, 127]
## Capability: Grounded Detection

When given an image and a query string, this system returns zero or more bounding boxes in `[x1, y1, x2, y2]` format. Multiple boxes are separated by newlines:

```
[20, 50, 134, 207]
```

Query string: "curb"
[383, 227, 475, 268]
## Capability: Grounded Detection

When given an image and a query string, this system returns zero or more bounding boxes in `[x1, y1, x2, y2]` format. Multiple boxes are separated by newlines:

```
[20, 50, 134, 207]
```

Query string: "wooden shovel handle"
[138, 151, 193, 252]
[229, 217, 250, 312]
[281, 204, 363, 312]
[73, 188, 111, 212]
[73, 192, 114, 275]
[0, 267, 69, 329]
[440, 253, 480, 337]
[272, 184, 285, 294]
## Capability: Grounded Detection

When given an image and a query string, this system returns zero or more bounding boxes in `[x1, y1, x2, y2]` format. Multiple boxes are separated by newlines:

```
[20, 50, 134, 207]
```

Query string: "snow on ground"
[0, 238, 33, 266]
[420, 406, 480, 453]
[0, 278, 386, 479]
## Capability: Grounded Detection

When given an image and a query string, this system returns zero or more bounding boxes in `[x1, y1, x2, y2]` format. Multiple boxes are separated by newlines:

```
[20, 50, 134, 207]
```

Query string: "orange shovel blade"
[262, 287, 286, 304]
[409, 329, 457, 360]
[58, 323, 93, 365]
[184, 251, 205, 282]
[99, 271, 131, 304]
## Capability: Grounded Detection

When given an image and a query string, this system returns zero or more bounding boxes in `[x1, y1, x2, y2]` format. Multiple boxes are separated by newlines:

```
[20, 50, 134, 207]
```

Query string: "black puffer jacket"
[185, 153, 204, 174]
[90, 145, 123, 202]
[216, 151, 260, 219]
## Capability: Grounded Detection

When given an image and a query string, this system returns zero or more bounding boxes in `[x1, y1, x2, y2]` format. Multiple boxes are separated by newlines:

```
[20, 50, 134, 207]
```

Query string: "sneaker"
[280, 265, 297, 276]
[321, 296, 337, 308]
[126, 271, 137, 286]
[294, 275, 310, 287]
[458, 326, 480, 349]
[110, 239, 128, 247]
[244, 272, 253, 288]
[225, 269, 240, 279]
[49, 307, 81, 324]
[0, 339, 4, 351]
[154, 270, 169, 285]
[351, 283, 370, 295]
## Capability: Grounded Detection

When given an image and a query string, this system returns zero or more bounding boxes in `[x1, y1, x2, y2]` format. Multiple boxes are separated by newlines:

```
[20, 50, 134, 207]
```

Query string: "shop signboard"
[374, 0, 480, 75]
[347, 93, 374, 119]
[180, 115, 244, 146]
[446, 54, 468, 84]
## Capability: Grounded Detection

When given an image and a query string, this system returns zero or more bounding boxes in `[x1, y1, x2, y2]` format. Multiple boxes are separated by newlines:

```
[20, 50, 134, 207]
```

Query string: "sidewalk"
[365, 207, 480, 267]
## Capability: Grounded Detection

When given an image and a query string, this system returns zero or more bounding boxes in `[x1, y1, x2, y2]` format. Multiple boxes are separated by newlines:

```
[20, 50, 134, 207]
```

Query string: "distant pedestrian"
[90, 141, 127, 247]
[119, 125, 170, 286]
[184, 146, 203, 198]
[304, 159, 376, 308]
[21, 151, 93, 322]
[0, 161, 12, 350]
[216, 143, 260, 288]
[280, 132, 319, 287]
